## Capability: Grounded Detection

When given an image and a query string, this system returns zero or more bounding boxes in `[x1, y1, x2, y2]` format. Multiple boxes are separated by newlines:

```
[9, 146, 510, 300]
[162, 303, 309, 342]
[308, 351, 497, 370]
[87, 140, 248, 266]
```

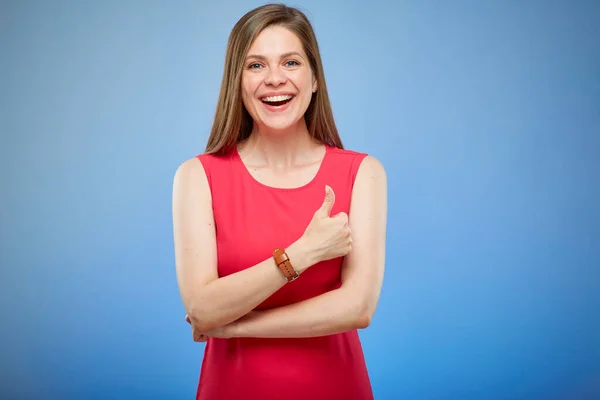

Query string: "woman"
[172, 4, 387, 399]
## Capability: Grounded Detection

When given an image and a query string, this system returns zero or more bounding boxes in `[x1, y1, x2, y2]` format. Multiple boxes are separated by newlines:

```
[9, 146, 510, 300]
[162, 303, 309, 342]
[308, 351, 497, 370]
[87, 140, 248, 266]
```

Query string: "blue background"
[2, 1, 599, 399]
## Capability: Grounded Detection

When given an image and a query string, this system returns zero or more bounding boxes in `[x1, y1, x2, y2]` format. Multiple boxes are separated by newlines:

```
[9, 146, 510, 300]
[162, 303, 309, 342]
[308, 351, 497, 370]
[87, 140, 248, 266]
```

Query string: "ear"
[312, 77, 318, 93]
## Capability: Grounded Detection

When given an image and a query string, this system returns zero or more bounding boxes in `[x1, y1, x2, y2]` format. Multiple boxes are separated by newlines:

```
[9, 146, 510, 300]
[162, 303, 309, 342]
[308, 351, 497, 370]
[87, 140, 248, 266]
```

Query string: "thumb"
[317, 185, 335, 216]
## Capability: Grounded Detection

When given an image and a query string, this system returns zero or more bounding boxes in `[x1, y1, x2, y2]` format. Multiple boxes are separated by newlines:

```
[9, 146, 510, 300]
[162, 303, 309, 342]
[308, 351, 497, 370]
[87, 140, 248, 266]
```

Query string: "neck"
[239, 120, 321, 167]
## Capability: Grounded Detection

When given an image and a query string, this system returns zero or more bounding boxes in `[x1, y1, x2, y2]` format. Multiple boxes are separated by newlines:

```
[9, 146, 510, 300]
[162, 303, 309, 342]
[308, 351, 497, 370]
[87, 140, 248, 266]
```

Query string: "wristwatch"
[273, 248, 299, 282]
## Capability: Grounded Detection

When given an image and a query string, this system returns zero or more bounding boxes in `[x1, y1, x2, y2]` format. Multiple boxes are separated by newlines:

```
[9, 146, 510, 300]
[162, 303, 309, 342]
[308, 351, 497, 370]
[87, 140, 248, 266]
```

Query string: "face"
[241, 25, 317, 132]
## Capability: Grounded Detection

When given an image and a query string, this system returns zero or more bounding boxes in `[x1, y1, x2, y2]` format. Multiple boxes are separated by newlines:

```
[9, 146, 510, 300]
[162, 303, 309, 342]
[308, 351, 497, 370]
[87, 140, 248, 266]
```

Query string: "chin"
[258, 116, 303, 132]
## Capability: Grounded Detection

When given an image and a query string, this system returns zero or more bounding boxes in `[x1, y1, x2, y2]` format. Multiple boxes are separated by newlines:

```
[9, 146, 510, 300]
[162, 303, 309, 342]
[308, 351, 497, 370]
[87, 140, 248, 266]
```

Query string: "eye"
[248, 63, 262, 69]
[284, 60, 300, 67]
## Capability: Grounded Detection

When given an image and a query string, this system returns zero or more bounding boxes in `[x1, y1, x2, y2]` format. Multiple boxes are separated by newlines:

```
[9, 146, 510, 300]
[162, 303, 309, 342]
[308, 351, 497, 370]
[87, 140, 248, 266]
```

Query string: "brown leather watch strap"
[273, 248, 299, 282]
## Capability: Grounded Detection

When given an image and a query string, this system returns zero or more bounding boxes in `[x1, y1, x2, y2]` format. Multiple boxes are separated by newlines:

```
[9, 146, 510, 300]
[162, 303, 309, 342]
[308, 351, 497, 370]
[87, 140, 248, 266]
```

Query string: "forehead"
[247, 25, 305, 57]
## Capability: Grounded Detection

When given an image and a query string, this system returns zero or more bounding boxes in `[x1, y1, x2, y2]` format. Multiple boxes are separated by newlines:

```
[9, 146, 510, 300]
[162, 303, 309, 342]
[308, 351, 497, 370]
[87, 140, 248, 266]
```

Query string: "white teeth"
[261, 95, 293, 102]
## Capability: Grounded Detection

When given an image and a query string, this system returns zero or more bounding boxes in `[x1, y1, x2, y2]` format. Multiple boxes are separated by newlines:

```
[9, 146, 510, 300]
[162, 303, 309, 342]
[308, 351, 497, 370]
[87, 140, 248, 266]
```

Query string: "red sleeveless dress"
[194, 145, 373, 400]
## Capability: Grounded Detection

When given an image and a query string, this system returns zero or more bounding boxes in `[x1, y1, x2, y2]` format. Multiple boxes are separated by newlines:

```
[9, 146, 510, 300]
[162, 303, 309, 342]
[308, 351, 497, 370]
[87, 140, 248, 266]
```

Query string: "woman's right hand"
[299, 185, 352, 264]
[185, 314, 208, 343]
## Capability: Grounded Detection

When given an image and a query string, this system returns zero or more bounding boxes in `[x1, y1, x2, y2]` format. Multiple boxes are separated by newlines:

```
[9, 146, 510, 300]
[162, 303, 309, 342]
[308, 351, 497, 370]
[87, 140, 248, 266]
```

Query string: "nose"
[264, 66, 286, 87]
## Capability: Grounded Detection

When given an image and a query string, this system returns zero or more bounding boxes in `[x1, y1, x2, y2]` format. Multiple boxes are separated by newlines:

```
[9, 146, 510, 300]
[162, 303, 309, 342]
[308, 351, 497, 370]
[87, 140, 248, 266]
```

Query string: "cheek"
[296, 72, 314, 94]
[241, 78, 257, 110]
[242, 74, 261, 95]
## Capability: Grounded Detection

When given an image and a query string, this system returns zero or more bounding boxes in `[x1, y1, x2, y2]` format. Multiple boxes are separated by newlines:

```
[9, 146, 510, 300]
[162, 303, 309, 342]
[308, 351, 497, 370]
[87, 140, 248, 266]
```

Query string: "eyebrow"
[245, 51, 305, 62]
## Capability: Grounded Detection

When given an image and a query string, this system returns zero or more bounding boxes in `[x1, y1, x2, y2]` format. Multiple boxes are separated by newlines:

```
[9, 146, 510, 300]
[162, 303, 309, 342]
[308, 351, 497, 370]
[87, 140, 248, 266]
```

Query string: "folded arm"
[173, 158, 316, 333]
[209, 155, 387, 339]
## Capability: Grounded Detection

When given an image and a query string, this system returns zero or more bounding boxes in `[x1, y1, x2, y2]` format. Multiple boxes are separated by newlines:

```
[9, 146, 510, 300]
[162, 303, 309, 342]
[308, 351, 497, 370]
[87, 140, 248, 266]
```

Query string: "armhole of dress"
[195, 154, 217, 234]
[349, 152, 369, 191]
[195, 154, 213, 190]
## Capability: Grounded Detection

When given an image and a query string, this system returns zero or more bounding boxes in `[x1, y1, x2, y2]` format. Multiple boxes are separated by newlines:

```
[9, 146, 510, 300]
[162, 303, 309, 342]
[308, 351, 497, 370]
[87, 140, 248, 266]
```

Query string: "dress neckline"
[232, 144, 330, 192]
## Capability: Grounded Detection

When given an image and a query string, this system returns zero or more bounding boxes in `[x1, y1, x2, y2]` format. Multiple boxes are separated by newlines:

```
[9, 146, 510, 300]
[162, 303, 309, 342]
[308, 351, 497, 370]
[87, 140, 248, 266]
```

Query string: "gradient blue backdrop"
[1, 1, 599, 399]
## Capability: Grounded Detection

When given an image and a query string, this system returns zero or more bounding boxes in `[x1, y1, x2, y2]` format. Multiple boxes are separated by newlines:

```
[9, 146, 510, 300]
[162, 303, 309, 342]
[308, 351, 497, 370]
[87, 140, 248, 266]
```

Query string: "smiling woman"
[172, 4, 387, 400]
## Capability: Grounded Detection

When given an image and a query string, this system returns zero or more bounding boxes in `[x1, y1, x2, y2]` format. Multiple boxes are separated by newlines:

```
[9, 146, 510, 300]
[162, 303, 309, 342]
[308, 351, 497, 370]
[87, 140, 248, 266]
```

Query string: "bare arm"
[208, 156, 387, 339]
[173, 158, 316, 333]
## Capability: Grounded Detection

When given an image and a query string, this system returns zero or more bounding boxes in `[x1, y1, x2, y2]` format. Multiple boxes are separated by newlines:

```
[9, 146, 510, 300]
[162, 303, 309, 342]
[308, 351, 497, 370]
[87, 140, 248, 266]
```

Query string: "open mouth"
[260, 94, 295, 107]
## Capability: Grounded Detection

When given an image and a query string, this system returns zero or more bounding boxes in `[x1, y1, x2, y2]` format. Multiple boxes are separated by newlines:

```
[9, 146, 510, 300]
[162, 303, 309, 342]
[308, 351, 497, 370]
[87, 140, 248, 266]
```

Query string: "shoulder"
[328, 146, 386, 180]
[173, 151, 233, 190]
[174, 156, 206, 185]
[172, 155, 212, 204]
[353, 154, 387, 197]
[356, 155, 386, 180]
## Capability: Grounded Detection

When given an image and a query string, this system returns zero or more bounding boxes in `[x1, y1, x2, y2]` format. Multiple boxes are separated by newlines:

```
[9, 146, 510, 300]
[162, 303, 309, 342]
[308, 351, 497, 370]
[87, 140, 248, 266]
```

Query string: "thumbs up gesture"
[301, 185, 352, 263]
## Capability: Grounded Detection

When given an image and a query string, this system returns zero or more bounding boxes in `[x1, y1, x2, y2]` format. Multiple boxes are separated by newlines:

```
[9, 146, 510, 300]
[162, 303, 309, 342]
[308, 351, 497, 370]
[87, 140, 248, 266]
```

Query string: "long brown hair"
[204, 3, 343, 155]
